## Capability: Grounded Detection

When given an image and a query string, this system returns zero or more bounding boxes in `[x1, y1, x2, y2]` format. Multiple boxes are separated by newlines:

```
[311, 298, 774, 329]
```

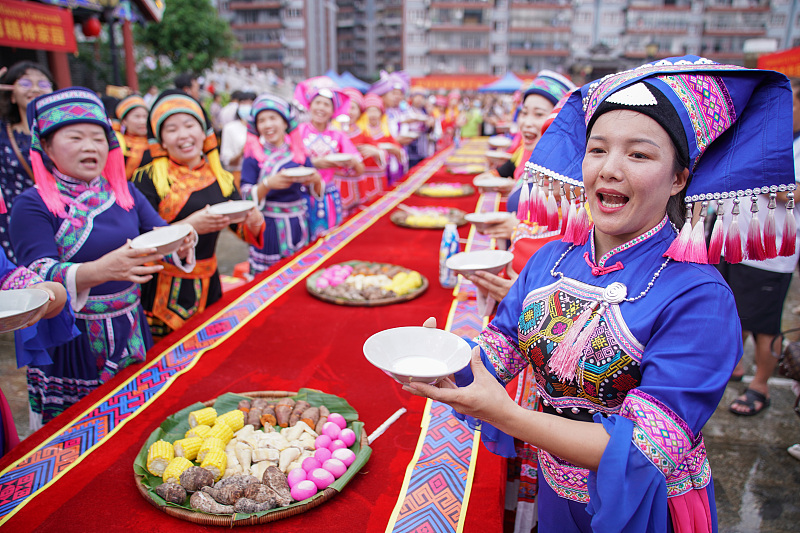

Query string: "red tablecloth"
[0, 156, 506, 532]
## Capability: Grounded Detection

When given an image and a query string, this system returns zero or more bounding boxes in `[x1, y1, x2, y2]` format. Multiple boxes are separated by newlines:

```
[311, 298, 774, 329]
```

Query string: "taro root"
[155, 482, 187, 505]
[234, 497, 275, 514]
[215, 474, 260, 490]
[243, 483, 279, 505]
[190, 490, 234, 514]
[262, 465, 293, 504]
[315, 406, 330, 434]
[237, 400, 251, 413]
[288, 401, 311, 427]
[300, 407, 320, 429]
[202, 484, 243, 505]
[179, 466, 215, 492]
[247, 407, 263, 430]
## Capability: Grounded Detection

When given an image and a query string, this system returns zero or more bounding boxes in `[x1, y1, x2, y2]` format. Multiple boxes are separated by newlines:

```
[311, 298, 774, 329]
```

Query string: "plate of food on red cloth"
[415, 182, 475, 198]
[389, 205, 467, 229]
[133, 389, 370, 527]
[306, 261, 428, 307]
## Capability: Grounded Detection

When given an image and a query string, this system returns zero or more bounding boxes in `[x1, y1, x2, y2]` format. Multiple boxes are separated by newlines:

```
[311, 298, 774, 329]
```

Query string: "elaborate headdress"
[519, 56, 795, 264]
[27, 87, 133, 218]
[293, 78, 350, 118]
[248, 93, 298, 135]
[369, 70, 410, 96]
[363, 93, 385, 112]
[522, 70, 576, 105]
[141, 90, 233, 199]
[115, 95, 147, 121]
[342, 87, 365, 112]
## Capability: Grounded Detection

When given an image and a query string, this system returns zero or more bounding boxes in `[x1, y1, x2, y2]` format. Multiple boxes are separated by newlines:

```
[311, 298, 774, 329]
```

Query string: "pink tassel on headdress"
[664, 205, 692, 262]
[746, 195, 766, 261]
[31, 150, 68, 219]
[725, 198, 744, 263]
[548, 301, 599, 382]
[546, 181, 559, 231]
[517, 171, 531, 223]
[535, 176, 548, 226]
[562, 191, 577, 241]
[780, 192, 797, 257]
[105, 149, 134, 210]
[707, 199, 725, 264]
[559, 184, 570, 236]
[686, 202, 709, 264]
[571, 192, 592, 246]
[529, 175, 541, 225]
[763, 193, 778, 259]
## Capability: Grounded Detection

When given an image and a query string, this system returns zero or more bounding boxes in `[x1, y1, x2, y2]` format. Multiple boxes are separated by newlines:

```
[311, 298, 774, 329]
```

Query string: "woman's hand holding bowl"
[99, 241, 164, 284]
[183, 205, 230, 235]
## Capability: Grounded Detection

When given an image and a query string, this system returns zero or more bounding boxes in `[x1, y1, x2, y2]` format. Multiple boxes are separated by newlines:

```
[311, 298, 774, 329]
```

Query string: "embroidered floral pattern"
[0, 266, 43, 290]
[475, 323, 527, 383]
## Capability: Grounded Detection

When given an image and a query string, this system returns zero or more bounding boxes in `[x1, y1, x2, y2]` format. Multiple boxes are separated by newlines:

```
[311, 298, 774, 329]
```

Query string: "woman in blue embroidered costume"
[9, 88, 197, 428]
[240, 93, 322, 275]
[404, 57, 796, 532]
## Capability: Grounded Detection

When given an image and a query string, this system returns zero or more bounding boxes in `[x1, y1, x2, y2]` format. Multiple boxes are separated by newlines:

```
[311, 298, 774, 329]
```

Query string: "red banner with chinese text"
[757, 46, 800, 78]
[0, 0, 76, 54]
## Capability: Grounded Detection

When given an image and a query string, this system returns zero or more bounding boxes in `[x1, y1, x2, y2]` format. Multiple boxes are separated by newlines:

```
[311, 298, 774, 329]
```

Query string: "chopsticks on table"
[367, 407, 407, 445]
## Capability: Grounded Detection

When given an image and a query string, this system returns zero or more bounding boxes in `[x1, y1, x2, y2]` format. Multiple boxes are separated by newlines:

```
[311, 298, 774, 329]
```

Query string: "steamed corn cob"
[207, 421, 234, 444]
[162, 456, 194, 484]
[146, 440, 175, 476]
[200, 448, 227, 481]
[188, 407, 217, 428]
[215, 410, 244, 432]
[197, 436, 224, 462]
[185, 424, 211, 440]
[173, 437, 203, 461]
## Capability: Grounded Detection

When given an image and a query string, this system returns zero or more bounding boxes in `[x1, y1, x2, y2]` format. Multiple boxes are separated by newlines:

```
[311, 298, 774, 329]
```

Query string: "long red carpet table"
[0, 141, 508, 532]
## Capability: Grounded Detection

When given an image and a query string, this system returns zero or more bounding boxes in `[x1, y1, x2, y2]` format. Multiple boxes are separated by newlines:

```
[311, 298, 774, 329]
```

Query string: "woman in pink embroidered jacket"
[291, 82, 364, 239]
[404, 58, 795, 532]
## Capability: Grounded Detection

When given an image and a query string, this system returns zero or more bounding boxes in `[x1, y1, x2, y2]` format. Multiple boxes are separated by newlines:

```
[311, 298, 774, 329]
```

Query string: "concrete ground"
[2, 230, 799, 531]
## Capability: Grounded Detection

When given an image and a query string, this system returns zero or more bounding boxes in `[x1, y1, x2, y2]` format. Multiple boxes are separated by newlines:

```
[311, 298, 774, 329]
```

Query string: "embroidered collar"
[589, 215, 670, 267]
[53, 168, 104, 195]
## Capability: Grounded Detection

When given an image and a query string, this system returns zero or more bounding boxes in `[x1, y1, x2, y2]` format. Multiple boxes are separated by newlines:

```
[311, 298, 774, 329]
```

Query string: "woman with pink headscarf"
[291, 82, 364, 238]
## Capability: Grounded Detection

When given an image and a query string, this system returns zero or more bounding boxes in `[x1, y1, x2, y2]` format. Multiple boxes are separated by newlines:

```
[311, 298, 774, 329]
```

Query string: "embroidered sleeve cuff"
[67, 263, 89, 312]
[0, 266, 44, 290]
[474, 323, 527, 384]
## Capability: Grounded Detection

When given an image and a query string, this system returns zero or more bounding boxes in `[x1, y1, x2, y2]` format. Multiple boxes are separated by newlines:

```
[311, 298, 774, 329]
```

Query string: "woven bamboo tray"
[306, 261, 428, 307]
[415, 183, 475, 197]
[134, 390, 369, 526]
[389, 207, 467, 229]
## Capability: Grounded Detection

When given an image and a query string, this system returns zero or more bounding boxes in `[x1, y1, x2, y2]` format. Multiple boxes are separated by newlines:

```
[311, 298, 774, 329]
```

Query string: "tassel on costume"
[686, 201, 709, 264]
[529, 175, 540, 225]
[664, 205, 692, 262]
[725, 198, 744, 263]
[763, 193, 777, 259]
[559, 184, 570, 236]
[546, 181, 559, 231]
[31, 150, 68, 219]
[707, 199, 725, 264]
[571, 192, 592, 246]
[535, 176, 548, 226]
[105, 149, 134, 210]
[562, 191, 578, 242]
[746, 195, 766, 261]
[517, 171, 531, 223]
[780, 192, 797, 257]
[548, 301, 598, 382]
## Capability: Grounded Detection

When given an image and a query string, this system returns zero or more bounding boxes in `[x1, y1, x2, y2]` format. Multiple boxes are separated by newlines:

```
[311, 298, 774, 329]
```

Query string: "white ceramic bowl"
[325, 153, 352, 163]
[484, 150, 512, 161]
[0, 288, 50, 334]
[130, 224, 193, 255]
[378, 142, 395, 150]
[445, 250, 514, 275]
[363, 326, 472, 385]
[488, 136, 512, 148]
[208, 200, 256, 223]
[283, 167, 315, 179]
[473, 175, 515, 190]
[464, 211, 516, 232]
[401, 131, 420, 139]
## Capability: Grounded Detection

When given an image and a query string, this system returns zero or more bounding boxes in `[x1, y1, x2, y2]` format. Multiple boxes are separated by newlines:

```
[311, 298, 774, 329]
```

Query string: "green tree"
[135, 0, 235, 86]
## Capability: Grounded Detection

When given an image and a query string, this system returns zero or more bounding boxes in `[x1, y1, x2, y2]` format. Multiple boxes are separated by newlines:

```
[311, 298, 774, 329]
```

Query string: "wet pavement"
[1, 230, 799, 531]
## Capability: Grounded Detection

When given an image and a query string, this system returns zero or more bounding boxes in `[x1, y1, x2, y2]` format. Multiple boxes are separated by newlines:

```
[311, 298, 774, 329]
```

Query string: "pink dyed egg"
[332, 448, 356, 467]
[314, 447, 333, 463]
[315, 434, 332, 449]
[287, 467, 308, 488]
[309, 467, 335, 490]
[322, 458, 347, 479]
[328, 413, 347, 430]
[339, 428, 356, 447]
[329, 439, 346, 452]
[291, 479, 318, 501]
[321, 421, 341, 440]
[302, 456, 322, 473]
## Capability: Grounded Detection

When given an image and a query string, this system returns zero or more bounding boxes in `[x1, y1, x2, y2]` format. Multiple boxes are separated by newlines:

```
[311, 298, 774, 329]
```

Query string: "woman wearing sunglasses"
[0, 62, 55, 263]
